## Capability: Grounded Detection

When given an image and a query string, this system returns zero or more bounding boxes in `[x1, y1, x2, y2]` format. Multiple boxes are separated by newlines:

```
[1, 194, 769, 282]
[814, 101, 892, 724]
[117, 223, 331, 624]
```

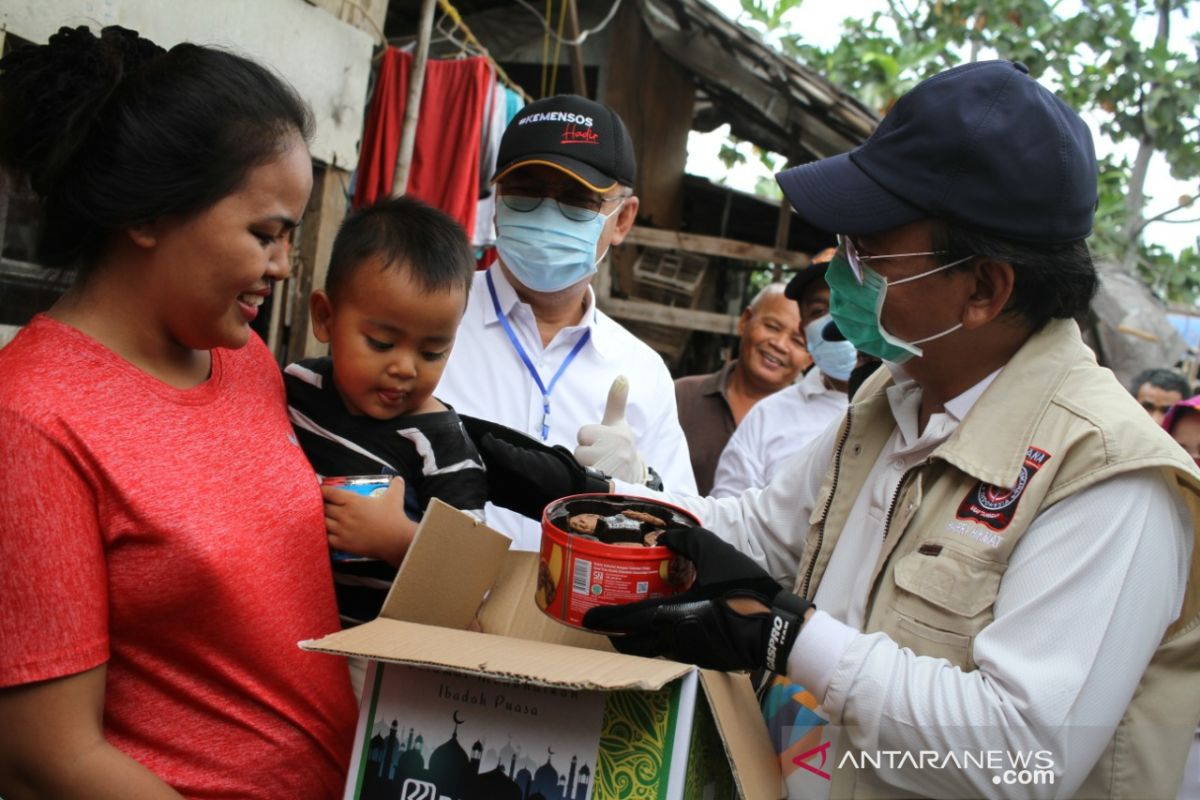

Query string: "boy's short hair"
[1129, 367, 1190, 398]
[325, 196, 475, 299]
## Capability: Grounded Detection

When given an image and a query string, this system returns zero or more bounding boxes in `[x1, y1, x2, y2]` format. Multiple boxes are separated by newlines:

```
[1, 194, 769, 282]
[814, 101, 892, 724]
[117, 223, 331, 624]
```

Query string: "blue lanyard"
[486, 270, 591, 441]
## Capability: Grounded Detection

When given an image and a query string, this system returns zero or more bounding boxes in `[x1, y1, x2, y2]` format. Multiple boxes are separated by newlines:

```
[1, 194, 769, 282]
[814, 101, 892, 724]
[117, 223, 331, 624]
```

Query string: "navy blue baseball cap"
[776, 60, 1097, 244]
[493, 94, 636, 193]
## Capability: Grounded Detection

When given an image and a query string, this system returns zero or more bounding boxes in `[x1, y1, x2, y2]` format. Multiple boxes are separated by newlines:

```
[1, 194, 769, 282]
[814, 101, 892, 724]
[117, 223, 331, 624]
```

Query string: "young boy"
[284, 197, 487, 640]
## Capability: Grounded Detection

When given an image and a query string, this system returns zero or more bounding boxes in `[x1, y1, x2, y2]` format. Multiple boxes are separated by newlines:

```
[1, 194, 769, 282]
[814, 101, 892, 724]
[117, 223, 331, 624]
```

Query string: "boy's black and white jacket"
[284, 356, 488, 624]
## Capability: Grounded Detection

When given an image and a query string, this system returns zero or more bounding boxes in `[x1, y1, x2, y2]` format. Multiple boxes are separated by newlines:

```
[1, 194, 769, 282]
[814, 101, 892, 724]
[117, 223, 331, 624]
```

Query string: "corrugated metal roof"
[386, 0, 878, 160]
[638, 0, 877, 160]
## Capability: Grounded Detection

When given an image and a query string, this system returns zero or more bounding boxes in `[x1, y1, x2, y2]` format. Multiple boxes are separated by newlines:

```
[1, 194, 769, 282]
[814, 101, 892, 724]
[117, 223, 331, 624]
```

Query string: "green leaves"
[718, 143, 747, 170]
[740, 0, 1200, 301]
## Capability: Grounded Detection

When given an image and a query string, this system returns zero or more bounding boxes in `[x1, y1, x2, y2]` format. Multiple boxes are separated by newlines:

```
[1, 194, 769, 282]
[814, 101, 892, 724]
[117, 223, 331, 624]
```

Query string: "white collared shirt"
[710, 367, 848, 498]
[439, 266, 696, 549]
[811, 367, 1000, 632]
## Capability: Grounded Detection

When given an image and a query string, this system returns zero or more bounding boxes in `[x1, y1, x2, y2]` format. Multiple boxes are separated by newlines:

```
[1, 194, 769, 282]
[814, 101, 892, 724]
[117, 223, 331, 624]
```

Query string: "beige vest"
[796, 319, 1200, 799]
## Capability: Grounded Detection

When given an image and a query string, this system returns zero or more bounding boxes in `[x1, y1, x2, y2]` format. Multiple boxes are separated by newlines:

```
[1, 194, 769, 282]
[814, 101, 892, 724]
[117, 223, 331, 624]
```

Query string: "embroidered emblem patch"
[955, 447, 1051, 532]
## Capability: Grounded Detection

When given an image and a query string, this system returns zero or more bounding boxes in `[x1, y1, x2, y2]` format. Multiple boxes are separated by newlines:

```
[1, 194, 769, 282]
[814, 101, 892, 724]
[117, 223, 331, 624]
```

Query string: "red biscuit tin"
[536, 493, 698, 629]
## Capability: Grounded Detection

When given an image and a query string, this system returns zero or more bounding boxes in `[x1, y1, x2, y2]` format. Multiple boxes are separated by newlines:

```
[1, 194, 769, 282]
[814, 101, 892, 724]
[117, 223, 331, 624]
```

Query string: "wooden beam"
[288, 163, 349, 361]
[772, 166, 793, 280]
[598, 297, 739, 335]
[565, 0, 587, 97]
[621, 226, 811, 268]
[603, 1, 694, 230]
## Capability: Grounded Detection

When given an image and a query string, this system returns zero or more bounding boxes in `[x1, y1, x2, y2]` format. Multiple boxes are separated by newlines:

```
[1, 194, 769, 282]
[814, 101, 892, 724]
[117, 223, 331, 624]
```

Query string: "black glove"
[582, 527, 811, 673]
[459, 415, 610, 520]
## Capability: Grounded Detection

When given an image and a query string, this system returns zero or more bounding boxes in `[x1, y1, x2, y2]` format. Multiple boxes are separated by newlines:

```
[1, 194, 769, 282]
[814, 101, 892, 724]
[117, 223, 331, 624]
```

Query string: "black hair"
[0, 25, 313, 271]
[933, 221, 1098, 330]
[324, 196, 476, 300]
[1129, 367, 1190, 397]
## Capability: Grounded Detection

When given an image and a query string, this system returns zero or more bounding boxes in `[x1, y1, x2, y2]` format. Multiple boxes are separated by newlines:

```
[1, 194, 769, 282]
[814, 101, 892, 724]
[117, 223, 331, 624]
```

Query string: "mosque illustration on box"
[359, 711, 593, 800]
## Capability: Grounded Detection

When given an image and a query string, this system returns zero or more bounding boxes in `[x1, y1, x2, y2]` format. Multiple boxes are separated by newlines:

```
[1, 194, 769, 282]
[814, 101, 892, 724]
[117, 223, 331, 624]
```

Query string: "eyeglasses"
[499, 191, 628, 223]
[837, 235, 954, 285]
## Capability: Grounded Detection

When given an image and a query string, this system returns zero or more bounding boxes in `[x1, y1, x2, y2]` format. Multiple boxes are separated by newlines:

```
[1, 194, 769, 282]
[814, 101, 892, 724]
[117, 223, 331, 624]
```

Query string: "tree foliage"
[735, 0, 1200, 301]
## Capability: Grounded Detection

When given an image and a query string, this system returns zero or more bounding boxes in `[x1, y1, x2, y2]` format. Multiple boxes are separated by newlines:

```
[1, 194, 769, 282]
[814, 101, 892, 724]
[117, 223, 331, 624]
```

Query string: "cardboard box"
[302, 500, 783, 800]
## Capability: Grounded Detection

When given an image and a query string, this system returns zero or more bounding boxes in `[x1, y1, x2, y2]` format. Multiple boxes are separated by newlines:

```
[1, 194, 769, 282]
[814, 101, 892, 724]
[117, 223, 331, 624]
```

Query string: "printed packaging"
[301, 501, 783, 799]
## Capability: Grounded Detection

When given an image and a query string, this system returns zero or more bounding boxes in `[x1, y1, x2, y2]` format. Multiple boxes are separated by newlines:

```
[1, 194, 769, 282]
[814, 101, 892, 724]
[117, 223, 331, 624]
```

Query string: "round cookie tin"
[537, 493, 698, 629]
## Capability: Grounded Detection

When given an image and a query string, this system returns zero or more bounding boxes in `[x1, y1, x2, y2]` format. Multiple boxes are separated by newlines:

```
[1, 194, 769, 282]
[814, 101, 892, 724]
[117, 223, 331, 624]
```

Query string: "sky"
[685, 0, 1200, 255]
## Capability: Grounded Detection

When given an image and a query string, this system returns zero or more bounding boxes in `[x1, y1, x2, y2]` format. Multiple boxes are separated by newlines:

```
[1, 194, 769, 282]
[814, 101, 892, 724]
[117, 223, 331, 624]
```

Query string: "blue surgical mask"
[495, 200, 623, 293]
[827, 252, 969, 364]
[804, 314, 857, 381]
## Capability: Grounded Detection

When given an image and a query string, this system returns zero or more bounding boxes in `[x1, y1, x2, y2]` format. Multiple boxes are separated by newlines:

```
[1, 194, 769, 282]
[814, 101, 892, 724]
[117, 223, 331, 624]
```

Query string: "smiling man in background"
[674, 282, 808, 494]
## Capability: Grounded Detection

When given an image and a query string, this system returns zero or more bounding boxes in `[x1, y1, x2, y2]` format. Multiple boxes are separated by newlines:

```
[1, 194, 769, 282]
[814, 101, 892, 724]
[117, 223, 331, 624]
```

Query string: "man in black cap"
[439, 94, 697, 549]
[475, 62, 1200, 797]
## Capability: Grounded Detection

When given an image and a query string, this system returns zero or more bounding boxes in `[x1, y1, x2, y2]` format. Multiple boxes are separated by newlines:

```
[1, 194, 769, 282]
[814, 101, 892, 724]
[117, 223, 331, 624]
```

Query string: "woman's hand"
[322, 477, 417, 566]
[0, 665, 184, 799]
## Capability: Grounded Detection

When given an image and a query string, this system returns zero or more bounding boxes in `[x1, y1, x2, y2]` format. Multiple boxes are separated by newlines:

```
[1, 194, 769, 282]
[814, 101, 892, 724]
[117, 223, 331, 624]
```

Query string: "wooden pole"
[565, 0, 587, 97]
[290, 164, 349, 360]
[392, 0, 437, 196]
[772, 160, 795, 281]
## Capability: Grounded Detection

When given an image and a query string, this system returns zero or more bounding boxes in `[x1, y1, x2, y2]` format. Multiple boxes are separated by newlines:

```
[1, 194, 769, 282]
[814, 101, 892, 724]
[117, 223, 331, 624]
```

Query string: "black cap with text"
[493, 94, 636, 193]
[785, 246, 838, 303]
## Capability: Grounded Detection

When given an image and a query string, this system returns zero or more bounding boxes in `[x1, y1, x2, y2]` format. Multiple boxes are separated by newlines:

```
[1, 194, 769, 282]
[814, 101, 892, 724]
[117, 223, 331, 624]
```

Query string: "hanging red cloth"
[353, 48, 492, 240]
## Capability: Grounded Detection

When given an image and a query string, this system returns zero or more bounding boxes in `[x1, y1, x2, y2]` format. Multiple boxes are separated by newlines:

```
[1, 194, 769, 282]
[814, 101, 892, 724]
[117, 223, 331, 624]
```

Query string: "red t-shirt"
[0, 316, 356, 799]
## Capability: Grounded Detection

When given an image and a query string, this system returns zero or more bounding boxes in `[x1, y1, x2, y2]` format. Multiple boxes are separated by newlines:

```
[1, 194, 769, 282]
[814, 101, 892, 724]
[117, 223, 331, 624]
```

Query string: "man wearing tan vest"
[474, 60, 1200, 798]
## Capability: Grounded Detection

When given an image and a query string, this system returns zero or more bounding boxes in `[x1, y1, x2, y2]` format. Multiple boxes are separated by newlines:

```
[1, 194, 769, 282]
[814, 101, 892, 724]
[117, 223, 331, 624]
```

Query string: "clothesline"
[432, 0, 532, 103]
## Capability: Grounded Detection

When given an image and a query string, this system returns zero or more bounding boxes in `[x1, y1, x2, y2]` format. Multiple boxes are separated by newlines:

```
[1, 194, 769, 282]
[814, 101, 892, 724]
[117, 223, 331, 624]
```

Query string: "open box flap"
[479, 549, 617, 653]
[302, 617, 693, 691]
[700, 669, 786, 800]
[305, 500, 782, 791]
[377, 499, 511, 628]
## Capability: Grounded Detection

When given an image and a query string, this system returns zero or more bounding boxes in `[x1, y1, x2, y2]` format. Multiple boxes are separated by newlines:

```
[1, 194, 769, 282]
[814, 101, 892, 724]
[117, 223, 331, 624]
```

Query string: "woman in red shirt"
[0, 25, 356, 799]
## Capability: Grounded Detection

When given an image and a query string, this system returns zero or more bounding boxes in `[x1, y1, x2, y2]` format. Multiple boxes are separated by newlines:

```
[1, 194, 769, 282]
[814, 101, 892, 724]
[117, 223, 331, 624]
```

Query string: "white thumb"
[602, 375, 630, 426]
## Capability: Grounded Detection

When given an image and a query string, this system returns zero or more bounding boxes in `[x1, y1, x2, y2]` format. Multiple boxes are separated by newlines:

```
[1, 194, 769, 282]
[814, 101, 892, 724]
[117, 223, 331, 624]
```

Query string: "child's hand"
[321, 477, 417, 566]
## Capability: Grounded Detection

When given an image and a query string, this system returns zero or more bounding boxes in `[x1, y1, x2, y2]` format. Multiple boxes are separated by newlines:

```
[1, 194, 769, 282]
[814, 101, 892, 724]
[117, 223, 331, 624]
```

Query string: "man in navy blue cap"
[472, 62, 1200, 798]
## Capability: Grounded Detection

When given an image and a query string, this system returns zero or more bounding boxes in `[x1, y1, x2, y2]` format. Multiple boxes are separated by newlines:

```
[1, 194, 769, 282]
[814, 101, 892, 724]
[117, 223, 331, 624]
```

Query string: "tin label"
[321, 476, 391, 563]
[537, 536, 678, 628]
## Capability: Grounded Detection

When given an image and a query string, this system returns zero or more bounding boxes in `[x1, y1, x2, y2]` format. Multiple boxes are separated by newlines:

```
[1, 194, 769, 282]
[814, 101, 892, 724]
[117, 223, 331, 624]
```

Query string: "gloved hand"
[473, 431, 611, 521]
[575, 376, 649, 485]
[582, 527, 811, 673]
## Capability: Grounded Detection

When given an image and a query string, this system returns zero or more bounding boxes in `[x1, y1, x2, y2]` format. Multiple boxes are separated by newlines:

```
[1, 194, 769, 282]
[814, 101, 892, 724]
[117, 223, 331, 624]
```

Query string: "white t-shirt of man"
[439, 266, 697, 549]
[710, 366, 847, 498]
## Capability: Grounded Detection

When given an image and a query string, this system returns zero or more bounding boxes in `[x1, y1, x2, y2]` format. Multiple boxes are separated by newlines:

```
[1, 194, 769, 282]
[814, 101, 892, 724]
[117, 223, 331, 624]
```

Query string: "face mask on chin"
[495, 199, 623, 293]
[826, 252, 968, 364]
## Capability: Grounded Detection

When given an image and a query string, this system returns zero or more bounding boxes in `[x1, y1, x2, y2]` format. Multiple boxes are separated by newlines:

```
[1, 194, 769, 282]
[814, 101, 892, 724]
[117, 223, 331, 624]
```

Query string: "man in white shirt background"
[711, 248, 851, 498]
[673, 281, 808, 495]
[475, 61, 1200, 798]
[439, 94, 696, 550]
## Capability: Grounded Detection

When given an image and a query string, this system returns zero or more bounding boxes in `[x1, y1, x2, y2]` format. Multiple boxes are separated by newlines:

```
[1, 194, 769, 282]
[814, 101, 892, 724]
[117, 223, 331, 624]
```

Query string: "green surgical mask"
[826, 252, 969, 364]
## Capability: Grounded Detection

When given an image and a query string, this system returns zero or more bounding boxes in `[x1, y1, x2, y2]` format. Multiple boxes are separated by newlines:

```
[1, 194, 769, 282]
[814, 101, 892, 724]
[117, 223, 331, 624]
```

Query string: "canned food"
[537, 494, 698, 629]
[320, 475, 392, 563]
